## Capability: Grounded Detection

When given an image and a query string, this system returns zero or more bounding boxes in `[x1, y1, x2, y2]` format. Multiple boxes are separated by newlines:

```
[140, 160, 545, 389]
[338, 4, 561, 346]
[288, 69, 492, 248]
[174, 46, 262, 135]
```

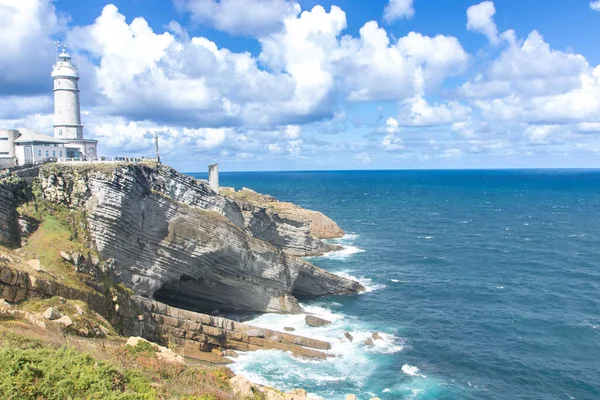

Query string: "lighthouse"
[52, 48, 82, 139]
[51, 46, 97, 159]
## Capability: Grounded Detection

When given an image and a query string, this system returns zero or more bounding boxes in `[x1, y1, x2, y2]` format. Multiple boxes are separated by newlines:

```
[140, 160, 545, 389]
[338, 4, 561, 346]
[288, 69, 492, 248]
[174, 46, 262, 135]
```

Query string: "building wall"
[0, 129, 19, 168]
[66, 140, 98, 159]
[15, 143, 68, 166]
[0, 129, 19, 160]
[54, 76, 83, 140]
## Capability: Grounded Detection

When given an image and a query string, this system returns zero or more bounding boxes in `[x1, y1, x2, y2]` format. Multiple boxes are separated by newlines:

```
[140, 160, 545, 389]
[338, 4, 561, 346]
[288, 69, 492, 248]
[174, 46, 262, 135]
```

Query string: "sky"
[1, 0, 600, 171]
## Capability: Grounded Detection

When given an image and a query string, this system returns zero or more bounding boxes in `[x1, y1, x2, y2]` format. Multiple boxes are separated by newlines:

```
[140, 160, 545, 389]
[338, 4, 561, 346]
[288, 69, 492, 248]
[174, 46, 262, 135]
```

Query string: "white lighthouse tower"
[52, 47, 82, 139]
[51, 45, 97, 159]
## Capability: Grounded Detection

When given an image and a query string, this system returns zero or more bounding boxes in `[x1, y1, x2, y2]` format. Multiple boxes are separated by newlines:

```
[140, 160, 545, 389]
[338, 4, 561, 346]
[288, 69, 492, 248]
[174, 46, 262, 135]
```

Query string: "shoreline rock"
[305, 315, 332, 327]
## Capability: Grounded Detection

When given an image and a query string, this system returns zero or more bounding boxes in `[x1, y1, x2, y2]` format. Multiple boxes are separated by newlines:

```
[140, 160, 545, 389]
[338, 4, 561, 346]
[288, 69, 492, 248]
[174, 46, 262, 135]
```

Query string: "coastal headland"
[0, 161, 367, 399]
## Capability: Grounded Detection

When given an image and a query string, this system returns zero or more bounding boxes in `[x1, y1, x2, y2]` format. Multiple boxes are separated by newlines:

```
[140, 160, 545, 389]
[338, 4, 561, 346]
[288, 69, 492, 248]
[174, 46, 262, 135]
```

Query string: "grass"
[0, 329, 238, 400]
[40, 161, 159, 176]
[16, 213, 93, 293]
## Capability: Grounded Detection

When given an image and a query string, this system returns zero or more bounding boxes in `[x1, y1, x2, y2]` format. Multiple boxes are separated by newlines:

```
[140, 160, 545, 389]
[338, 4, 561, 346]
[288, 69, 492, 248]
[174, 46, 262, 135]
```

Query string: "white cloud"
[173, 0, 300, 37]
[398, 95, 471, 126]
[356, 152, 372, 164]
[339, 24, 468, 101]
[64, 4, 468, 129]
[383, 0, 415, 23]
[381, 118, 403, 151]
[0, 0, 66, 94]
[385, 117, 400, 134]
[466, 1, 499, 44]
[459, 29, 600, 127]
[524, 124, 561, 144]
[591, 1, 600, 11]
[382, 133, 404, 151]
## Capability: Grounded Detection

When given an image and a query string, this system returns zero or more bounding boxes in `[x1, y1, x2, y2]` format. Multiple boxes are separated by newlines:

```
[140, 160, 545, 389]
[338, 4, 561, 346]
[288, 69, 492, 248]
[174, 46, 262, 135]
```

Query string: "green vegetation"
[0, 330, 236, 400]
[14, 213, 93, 293]
[0, 338, 155, 399]
[126, 340, 157, 359]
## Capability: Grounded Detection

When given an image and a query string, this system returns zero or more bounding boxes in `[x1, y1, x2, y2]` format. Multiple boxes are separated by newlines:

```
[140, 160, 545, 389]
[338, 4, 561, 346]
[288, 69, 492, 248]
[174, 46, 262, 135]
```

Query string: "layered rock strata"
[0, 264, 331, 360]
[221, 187, 345, 256]
[3, 163, 363, 314]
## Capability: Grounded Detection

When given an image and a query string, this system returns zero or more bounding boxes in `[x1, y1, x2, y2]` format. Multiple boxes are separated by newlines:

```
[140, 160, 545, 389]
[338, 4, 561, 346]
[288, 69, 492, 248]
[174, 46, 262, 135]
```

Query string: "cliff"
[220, 187, 345, 256]
[0, 163, 363, 314]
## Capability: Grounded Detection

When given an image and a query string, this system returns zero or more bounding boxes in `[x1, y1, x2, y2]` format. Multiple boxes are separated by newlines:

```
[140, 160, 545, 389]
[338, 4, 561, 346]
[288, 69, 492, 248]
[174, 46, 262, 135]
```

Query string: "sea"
[187, 170, 600, 400]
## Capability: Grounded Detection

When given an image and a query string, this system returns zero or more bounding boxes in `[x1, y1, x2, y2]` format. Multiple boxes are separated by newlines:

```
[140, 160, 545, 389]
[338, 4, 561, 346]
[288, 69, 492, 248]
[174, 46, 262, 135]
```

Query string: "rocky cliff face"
[0, 177, 31, 247]
[26, 163, 362, 314]
[221, 187, 345, 256]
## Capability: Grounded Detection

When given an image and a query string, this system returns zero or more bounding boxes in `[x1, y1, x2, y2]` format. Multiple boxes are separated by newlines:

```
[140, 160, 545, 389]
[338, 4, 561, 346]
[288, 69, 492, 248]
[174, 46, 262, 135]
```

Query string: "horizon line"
[181, 166, 600, 174]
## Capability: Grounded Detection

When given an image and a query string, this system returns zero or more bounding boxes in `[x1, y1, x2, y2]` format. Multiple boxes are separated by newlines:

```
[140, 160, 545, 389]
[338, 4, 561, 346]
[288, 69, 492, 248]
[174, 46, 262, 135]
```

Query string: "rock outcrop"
[0, 177, 30, 247]
[221, 187, 345, 256]
[4, 163, 363, 314]
[0, 263, 333, 361]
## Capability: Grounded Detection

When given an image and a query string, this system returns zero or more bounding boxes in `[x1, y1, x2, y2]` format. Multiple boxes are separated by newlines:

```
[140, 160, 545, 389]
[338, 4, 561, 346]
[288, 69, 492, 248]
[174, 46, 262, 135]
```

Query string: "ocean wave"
[402, 364, 426, 378]
[230, 303, 405, 395]
[319, 245, 365, 260]
[336, 271, 387, 293]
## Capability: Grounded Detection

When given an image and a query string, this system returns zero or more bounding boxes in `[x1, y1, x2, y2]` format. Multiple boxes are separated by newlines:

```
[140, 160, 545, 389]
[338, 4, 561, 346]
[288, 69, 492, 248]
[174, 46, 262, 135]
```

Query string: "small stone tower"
[52, 47, 83, 140]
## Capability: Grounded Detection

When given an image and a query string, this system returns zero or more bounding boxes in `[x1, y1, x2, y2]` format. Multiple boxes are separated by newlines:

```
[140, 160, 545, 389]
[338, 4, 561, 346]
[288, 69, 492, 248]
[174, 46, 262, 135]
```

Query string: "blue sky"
[1, 0, 600, 171]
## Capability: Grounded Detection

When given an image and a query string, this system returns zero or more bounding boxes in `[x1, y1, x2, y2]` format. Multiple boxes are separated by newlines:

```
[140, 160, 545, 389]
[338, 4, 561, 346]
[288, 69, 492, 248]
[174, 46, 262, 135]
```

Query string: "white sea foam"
[310, 233, 365, 260]
[402, 364, 426, 377]
[229, 303, 406, 395]
[320, 245, 365, 259]
[336, 271, 387, 293]
[496, 286, 504, 289]
[391, 279, 400, 283]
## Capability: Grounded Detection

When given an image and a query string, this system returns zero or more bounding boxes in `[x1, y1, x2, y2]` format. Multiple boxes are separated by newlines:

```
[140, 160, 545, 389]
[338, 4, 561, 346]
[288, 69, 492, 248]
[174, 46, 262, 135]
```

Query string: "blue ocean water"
[188, 170, 600, 400]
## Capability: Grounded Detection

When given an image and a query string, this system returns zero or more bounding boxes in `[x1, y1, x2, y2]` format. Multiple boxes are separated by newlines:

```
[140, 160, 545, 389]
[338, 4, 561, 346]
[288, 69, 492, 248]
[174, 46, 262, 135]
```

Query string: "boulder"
[372, 332, 382, 341]
[71, 252, 81, 266]
[55, 315, 73, 327]
[364, 337, 375, 346]
[289, 389, 307, 397]
[284, 327, 296, 332]
[0, 299, 11, 308]
[27, 259, 42, 271]
[77, 328, 90, 336]
[305, 315, 331, 327]
[126, 337, 184, 364]
[268, 335, 281, 342]
[74, 304, 84, 316]
[98, 325, 110, 336]
[229, 375, 254, 399]
[222, 349, 240, 358]
[346, 395, 357, 400]
[0, 254, 14, 264]
[370, 398, 382, 400]
[344, 332, 354, 342]
[90, 255, 100, 267]
[246, 329, 265, 338]
[211, 348, 223, 356]
[60, 251, 72, 262]
[43, 307, 62, 320]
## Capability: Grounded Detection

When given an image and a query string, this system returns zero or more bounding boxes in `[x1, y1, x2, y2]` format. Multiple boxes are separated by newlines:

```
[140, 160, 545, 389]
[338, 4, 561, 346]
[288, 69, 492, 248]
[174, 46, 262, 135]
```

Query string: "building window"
[53, 151, 56, 157]
[0, 152, 8, 155]
[38, 150, 41, 157]
[45, 151, 49, 157]
[58, 129, 63, 136]
[0, 137, 7, 141]
[59, 151, 63, 157]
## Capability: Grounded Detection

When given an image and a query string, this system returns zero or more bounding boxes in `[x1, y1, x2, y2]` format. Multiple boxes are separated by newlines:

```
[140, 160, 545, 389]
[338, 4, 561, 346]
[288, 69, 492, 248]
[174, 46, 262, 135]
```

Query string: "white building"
[0, 47, 98, 168]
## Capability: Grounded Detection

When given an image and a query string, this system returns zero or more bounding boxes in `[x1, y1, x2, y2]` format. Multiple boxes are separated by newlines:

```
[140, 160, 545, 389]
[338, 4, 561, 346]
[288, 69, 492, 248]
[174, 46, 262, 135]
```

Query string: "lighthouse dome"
[52, 51, 79, 79]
